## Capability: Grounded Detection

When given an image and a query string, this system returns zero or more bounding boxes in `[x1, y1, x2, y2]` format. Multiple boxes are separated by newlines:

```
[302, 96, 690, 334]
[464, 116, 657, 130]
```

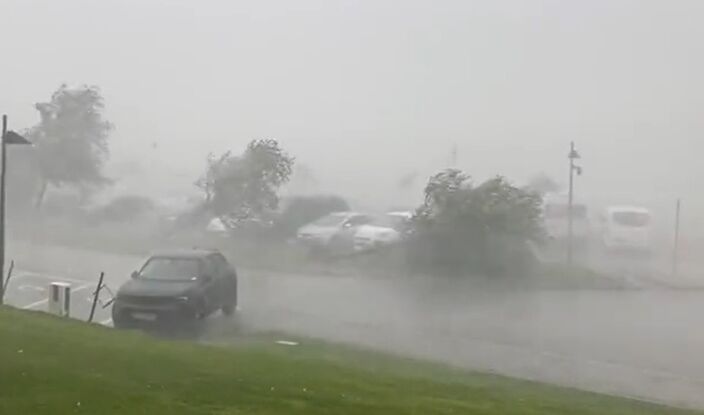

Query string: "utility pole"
[567, 142, 582, 265]
[672, 198, 681, 278]
[0, 115, 7, 304]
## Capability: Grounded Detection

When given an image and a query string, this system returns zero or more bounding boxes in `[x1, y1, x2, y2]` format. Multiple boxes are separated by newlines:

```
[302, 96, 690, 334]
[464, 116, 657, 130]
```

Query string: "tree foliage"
[6, 146, 41, 213]
[409, 169, 543, 275]
[197, 139, 294, 229]
[26, 84, 113, 206]
[525, 173, 561, 195]
[87, 195, 155, 224]
[195, 152, 230, 204]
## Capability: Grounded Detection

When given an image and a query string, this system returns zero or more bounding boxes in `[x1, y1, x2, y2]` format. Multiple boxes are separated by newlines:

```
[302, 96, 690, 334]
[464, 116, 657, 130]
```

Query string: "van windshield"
[612, 212, 650, 227]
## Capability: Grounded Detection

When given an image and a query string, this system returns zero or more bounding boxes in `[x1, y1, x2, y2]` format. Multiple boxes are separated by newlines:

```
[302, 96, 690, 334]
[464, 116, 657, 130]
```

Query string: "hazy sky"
[2, 0, 703, 216]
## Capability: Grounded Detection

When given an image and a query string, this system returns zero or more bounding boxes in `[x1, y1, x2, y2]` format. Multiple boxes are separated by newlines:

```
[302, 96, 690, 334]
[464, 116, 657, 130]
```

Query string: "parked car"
[112, 249, 238, 329]
[296, 212, 372, 254]
[599, 205, 653, 252]
[274, 194, 350, 238]
[354, 211, 413, 252]
[206, 217, 229, 236]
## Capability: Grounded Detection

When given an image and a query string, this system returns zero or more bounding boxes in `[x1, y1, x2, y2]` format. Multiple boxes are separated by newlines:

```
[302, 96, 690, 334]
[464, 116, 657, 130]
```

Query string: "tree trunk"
[35, 179, 48, 209]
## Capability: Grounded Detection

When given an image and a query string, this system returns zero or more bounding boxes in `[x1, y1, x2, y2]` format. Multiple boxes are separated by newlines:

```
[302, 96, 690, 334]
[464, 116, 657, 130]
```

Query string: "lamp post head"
[568, 141, 581, 160]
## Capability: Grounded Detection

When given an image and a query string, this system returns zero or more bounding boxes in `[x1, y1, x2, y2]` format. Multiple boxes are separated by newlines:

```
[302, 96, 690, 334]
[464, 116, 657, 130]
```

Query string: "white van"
[600, 206, 652, 252]
[542, 194, 590, 244]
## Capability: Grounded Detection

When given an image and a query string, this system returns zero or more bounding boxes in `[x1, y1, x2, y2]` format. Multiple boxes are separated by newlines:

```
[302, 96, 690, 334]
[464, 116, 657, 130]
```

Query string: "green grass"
[0, 307, 697, 415]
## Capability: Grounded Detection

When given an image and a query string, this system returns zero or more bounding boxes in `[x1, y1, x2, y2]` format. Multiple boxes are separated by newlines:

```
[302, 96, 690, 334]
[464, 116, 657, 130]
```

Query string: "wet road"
[6, 242, 704, 410]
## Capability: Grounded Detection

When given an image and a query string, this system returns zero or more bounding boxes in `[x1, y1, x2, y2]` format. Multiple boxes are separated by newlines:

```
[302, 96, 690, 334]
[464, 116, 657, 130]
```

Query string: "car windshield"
[544, 204, 587, 219]
[311, 214, 347, 227]
[371, 214, 410, 231]
[139, 257, 201, 281]
[612, 211, 650, 227]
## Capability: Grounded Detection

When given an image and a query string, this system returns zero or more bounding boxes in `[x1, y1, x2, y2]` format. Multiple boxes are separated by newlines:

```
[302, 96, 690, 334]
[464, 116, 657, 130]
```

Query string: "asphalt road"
[240, 276, 704, 409]
[5, 242, 704, 410]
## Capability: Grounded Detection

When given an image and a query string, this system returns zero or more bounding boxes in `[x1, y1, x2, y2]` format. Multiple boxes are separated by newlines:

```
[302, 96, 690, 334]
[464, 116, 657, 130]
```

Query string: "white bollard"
[48, 282, 71, 317]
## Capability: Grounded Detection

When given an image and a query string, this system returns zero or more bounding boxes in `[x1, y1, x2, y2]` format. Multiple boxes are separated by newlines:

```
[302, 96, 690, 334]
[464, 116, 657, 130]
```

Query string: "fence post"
[0, 260, 13, 303]
[88, 272, 105, 323]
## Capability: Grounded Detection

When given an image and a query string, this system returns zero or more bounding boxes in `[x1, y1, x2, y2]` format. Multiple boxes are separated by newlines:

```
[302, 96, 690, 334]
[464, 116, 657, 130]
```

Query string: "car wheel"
[111, 307, 126, 329]
[193, 300, 208, 320]
[222, 303, 235, 316]
[112, 319, 128, 330]
[327, 235, 349, 256]
[221, 286, 237, 316]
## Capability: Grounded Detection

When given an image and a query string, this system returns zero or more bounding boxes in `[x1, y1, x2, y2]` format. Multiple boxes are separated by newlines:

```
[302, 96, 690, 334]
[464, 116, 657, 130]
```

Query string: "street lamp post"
[0, 115, 31, 305]
[567, 142, 582, 266]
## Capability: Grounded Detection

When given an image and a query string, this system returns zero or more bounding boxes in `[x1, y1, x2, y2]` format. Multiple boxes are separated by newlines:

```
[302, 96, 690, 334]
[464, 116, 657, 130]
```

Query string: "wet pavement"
[5, 241, 704, 410]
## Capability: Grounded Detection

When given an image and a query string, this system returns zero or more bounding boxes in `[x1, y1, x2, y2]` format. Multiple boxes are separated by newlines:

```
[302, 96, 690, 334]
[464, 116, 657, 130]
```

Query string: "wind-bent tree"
[196, 139, 294, 229]
[27, 84, 113, 208]
[409, 169, 544, 275]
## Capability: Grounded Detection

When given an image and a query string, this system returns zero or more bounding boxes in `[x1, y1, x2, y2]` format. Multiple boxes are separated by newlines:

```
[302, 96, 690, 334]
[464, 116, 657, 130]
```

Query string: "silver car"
[297, 212, 372, 254]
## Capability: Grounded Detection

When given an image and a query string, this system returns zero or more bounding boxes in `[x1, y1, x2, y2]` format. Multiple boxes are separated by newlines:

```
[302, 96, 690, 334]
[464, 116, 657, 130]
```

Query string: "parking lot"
[3, 269, 113, 326]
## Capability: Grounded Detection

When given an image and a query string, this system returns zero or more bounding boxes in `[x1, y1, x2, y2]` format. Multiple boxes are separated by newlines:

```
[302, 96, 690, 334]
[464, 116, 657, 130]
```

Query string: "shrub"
[408, 169, 543, 276]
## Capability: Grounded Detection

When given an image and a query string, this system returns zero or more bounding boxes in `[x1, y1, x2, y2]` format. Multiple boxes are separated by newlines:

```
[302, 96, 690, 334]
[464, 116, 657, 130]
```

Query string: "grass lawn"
[0, 307, 698, 415]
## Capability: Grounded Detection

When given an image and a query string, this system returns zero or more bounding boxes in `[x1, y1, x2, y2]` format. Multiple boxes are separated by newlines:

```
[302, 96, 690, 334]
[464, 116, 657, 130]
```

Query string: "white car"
[354, 211, 412, 252]
[206, 217, 228, 235]
[600, 206, 652, 252]
[297, 212, 372, 252]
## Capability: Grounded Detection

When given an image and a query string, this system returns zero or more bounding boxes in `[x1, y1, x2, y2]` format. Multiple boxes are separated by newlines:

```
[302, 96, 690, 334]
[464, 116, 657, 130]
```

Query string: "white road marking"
[21, 284, 91, 310]
[21, 298, 51, 310]
[9, 272, 114, 322]
[18, 284, 45, 293]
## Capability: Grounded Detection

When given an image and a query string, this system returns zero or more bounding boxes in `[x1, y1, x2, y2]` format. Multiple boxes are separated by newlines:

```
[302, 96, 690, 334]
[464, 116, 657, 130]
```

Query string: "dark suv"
[112, 249, 238, 329]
